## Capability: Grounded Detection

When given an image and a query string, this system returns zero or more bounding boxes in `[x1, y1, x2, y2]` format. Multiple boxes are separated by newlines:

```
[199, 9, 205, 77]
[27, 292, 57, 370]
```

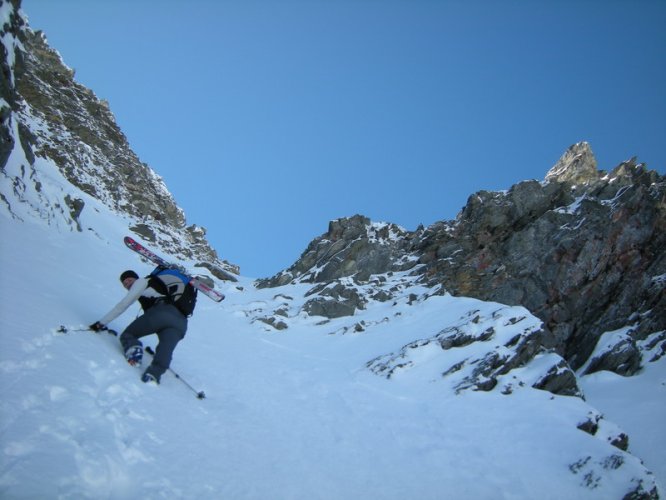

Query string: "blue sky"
[25, 0, 666, 278]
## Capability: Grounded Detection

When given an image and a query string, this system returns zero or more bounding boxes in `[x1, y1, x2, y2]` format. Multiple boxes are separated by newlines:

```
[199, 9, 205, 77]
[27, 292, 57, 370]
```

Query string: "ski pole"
[144, 346, 206, 399]
[58, 325, 118, 336]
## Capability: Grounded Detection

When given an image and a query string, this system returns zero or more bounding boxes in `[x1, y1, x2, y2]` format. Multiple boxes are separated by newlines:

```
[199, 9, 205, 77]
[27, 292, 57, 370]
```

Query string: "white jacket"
[99, 277, 164, 326]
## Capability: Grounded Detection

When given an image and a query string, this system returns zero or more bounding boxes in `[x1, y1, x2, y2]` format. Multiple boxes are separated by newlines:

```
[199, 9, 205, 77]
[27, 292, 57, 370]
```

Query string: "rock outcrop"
[0, 4, 238, 279]
[415, 142, 665, 371]
[257, 215, 416, 287]
[259, 143, 666, 378]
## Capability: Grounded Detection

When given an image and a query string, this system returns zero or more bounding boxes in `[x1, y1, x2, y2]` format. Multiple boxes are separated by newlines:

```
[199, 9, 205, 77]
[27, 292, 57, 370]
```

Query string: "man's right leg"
[142, 327, 182, 381]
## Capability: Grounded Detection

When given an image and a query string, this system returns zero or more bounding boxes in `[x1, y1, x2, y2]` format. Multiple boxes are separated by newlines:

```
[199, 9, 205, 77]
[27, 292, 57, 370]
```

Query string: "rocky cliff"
[258, 142, 665, 378]
[0, 1, 238, 280]
[417, 142, 665, 372]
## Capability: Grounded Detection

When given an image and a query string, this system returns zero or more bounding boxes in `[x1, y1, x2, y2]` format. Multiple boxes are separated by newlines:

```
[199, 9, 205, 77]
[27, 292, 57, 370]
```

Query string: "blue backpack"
[147, 265, 198, 317]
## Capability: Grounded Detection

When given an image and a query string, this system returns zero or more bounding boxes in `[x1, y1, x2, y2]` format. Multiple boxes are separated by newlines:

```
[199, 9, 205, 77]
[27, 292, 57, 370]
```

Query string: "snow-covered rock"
[0, 1, 238, 279]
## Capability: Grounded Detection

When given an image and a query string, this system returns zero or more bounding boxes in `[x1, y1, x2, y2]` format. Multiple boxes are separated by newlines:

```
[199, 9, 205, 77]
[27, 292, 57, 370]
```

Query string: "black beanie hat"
[119, 270, 139, 282]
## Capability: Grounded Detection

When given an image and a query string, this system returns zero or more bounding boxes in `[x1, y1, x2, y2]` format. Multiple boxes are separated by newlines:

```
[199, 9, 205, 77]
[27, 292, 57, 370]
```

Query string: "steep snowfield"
[1, 192, 664, 499]
[2, 2, 664, 494]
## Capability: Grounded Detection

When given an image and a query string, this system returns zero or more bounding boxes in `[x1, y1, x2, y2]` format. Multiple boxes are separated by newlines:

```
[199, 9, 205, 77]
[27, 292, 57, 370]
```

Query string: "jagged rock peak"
[256, 214, 418, 288]
[545, 141, 599, 185]
[326, 214, 407, 243]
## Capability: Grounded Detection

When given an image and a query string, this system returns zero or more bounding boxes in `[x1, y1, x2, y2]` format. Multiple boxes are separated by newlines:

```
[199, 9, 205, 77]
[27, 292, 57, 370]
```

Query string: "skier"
[90, 269, 190, 384]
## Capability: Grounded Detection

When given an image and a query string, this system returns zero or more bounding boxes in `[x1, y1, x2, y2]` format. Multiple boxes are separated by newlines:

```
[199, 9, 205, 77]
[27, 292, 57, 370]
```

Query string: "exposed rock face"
[257, 215, 416, 287]
[259, 143, 666, 377]
[545, 141, 599, 184]
[415, 143, 665, 371]
[0, 0, 22, 170]
[256, 214, 422, 318]
[0, 4, 238, 279]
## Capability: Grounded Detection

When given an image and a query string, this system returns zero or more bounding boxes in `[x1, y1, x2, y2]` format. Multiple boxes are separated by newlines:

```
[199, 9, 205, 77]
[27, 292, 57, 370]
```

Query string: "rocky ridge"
[258, 142, 665, 389]
[0, 2, 238, 280]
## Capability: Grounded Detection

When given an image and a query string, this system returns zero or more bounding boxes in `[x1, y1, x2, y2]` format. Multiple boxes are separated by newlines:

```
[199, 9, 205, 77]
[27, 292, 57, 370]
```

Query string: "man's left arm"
[91, 278, 149, 330]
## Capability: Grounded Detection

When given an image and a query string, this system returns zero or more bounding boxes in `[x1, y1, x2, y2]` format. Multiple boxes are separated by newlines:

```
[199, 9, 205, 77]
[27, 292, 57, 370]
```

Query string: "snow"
[1, 199, 664, 499]
[651, 274, 666, 286]
[581, 360, 666, 491]
[366, 221, 405, 242]
[554, 195, 586, 215]
[0, 122, 664, 498]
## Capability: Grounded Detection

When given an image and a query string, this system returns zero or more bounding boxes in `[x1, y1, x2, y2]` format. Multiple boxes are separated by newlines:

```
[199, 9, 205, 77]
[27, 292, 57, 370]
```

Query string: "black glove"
[89, 321, 106, 332]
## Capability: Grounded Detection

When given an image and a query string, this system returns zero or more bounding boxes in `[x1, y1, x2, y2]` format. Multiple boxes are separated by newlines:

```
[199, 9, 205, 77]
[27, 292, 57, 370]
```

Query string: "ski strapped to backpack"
[148, 265, 198, 317]
[124, 236, 225, 303]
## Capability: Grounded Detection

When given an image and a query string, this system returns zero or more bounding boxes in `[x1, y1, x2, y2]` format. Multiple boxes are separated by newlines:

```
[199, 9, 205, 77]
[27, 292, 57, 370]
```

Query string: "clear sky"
[24, 0, 666, 278]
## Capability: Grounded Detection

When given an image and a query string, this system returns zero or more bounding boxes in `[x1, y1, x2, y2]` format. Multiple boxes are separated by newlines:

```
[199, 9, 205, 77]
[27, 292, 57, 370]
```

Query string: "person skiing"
[90, 269, 190, 384]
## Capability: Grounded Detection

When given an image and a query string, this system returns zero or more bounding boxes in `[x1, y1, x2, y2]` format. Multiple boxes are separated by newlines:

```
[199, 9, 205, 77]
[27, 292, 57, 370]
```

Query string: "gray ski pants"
[119, 303, 187, 381]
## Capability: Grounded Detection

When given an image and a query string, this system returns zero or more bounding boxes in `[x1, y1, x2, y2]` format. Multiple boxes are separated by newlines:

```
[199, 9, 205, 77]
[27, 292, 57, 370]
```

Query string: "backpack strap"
[144, 266, 171, 301]
[149, 264, 169, 277]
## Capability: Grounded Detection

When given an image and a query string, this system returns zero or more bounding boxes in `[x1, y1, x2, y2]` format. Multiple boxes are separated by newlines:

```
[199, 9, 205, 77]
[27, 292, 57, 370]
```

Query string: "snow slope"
[1, 164, 664, 499]
[2, 1, 664, 494]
